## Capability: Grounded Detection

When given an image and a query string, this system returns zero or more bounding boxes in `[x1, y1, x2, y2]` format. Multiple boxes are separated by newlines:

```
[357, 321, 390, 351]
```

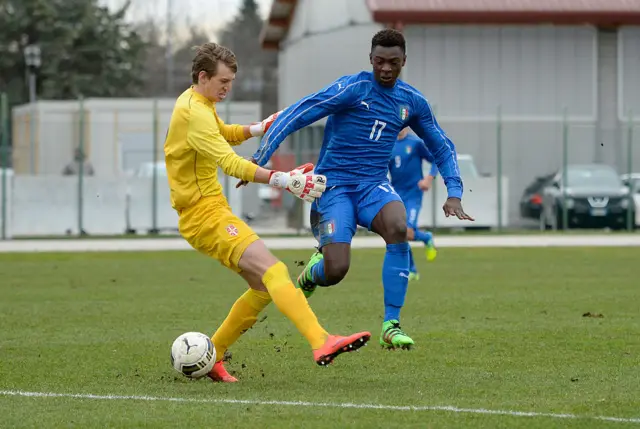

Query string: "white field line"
[0, 390, 638, 424]
[1, 234, 640, 253]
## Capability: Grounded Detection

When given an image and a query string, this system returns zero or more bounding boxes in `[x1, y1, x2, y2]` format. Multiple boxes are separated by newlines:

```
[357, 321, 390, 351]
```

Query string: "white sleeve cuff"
[249, 123, 263, 137]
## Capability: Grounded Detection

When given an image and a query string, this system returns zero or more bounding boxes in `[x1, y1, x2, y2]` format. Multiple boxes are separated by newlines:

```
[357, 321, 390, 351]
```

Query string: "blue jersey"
[253, 71, 463, 199]
[389, 133, 438, 201]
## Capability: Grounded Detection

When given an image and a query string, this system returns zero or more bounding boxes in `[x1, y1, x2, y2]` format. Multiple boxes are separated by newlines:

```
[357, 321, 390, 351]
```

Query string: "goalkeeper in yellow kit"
[164, 42, 371, 382]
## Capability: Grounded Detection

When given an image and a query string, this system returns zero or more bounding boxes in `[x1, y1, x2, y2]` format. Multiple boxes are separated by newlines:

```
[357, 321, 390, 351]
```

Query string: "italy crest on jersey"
[400, 106, 409, 121]
[405, 145, 412, 155]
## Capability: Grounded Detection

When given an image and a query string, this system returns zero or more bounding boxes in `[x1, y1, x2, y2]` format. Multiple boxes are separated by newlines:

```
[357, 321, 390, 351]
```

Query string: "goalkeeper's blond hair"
[191, 43, 238, 84]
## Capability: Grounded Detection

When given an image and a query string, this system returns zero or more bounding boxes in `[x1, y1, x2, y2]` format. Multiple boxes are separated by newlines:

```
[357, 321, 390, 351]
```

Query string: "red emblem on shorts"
[226, 225, 238, 237]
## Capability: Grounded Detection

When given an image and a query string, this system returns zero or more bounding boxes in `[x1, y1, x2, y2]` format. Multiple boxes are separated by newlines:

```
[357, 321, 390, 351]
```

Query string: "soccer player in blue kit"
[248, 29, 474, 350]
[389, 127, 439, 281]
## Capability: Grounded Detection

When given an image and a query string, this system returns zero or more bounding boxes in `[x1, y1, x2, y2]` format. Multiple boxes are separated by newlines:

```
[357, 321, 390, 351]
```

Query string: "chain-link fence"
[1, 92, 638, 240]
[1, 93, 9, 240]
[0, 93, 285, 239]
[285, 107, 640, 234]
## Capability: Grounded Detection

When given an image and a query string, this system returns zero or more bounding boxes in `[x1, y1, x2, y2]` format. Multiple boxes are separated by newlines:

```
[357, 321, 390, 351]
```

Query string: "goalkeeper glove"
[249, 110, 283, 137]
[268, 163, 326, 203]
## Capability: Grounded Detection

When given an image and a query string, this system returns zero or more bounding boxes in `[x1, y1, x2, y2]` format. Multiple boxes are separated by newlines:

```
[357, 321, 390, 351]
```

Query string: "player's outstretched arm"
[189, 132, 325, 203]
[187, 104, 325, 202]
[213, 112, 249, 146]
[215, 111, 283, 146]
[409, 98, 474, 221]
[254, 163, 326, 203]
[251, 77, 363, 167]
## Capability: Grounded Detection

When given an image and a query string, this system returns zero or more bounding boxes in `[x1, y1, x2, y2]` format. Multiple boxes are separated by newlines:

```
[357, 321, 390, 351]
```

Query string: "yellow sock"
[212, 288, 271, 361]
[262, 261, 328, 349]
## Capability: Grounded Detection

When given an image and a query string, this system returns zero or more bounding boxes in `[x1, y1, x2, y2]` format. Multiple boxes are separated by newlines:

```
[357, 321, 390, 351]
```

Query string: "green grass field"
[1, 247, 639, 428]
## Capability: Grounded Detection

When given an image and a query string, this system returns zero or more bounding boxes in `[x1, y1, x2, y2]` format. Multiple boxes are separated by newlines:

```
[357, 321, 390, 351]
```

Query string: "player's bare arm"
[187, 115, 326, 203]
[418, 176, 433, 191]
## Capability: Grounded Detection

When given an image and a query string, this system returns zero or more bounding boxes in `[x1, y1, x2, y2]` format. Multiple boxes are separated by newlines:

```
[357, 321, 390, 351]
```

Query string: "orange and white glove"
[249, 110, 283, 137]
[268, 163, 327, 203]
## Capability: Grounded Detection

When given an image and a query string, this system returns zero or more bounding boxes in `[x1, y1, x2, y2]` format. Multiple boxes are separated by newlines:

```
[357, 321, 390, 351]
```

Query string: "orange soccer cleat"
[313, 332, 371, 366]
[208, 361, 238, 383]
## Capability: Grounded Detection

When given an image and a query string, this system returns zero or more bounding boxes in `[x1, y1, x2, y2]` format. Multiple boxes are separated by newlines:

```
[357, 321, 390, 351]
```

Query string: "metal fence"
[1, 93, 8, 240]
[0, 93, 272, 239]
[284, 106, 640, 233]
[0, 92, 639, 240]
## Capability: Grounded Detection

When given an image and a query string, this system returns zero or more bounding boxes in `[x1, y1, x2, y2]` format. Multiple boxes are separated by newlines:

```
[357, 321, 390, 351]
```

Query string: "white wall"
[619, 27, 640, 177]
[12, 101, 79, 176]
[278, 0, 382, 108]
[403, 25, 597, 119]
[0, 175, 245, 238]
[620, 27, 640, 120]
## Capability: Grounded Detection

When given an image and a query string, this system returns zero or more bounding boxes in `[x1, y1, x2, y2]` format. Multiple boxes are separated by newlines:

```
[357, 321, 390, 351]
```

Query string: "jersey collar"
[189, 86, 215, 107]
[372, 78, 397, 93]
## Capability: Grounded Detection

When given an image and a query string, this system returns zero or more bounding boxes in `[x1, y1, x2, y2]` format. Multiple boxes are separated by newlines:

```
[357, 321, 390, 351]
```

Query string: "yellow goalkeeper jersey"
[164, 87, 258, 211]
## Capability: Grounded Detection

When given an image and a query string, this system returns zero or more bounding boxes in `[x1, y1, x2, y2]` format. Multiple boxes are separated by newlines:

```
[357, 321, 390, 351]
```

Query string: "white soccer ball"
[170, 332, 216, 379]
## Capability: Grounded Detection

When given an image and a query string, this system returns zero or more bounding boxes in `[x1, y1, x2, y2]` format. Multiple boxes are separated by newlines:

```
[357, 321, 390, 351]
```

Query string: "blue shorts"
[403, 197, 423, 230]
[310, 182, 403, 248]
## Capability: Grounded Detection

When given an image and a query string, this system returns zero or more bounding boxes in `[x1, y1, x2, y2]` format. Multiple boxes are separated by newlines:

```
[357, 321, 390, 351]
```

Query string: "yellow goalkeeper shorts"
[178, 195, 259, 272]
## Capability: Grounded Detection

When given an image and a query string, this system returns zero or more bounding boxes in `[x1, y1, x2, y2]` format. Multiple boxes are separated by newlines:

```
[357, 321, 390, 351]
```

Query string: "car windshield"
[565, 167, 621, 188]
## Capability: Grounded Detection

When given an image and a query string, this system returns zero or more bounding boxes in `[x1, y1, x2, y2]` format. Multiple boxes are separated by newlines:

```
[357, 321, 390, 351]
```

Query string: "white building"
[11, 98, 260, 176]
[260, 0, 640, 224]
[4, 99, 263, 237]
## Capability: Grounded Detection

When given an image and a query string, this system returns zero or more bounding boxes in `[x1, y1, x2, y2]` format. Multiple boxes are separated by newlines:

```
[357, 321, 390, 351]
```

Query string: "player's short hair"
[191, 42, 238, 84]
[371, 28, 406, 54]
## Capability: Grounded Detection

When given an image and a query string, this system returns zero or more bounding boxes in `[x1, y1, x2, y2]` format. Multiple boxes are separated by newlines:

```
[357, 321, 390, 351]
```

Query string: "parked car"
[520, 173, 555, 220]
[539, 164, 634, 230]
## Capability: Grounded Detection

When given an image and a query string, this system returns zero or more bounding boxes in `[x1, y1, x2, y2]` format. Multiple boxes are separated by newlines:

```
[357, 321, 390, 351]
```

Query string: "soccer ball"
[170, 332, 216, 379]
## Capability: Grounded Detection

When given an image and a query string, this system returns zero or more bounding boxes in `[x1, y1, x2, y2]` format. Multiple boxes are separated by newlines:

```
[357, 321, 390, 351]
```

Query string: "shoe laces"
[299, 268, 315, 290]
[386, 322, 407, 336]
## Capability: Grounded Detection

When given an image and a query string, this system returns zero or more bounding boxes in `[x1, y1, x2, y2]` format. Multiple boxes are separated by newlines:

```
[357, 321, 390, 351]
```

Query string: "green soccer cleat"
[425, 234, 437, 262]
[296, 251, 324, 298]
[408, 272, 420, 281]
[379, 320, 415, 350]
